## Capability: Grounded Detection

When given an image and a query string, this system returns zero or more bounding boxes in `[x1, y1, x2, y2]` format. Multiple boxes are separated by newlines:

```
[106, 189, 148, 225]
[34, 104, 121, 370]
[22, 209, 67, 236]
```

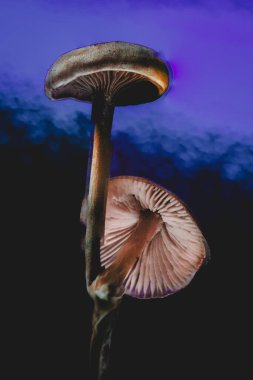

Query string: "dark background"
[1, 100, 251, 379]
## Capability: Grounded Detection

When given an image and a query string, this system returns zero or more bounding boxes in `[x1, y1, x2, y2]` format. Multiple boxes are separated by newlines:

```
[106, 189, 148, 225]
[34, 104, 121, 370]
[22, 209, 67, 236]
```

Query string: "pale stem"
[84, 96, 114, 287]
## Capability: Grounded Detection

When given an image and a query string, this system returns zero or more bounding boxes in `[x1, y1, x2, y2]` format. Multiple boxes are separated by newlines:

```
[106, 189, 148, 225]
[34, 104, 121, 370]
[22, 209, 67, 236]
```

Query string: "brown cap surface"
[45, 42, 169, 106]
[80, 176, 209, 299]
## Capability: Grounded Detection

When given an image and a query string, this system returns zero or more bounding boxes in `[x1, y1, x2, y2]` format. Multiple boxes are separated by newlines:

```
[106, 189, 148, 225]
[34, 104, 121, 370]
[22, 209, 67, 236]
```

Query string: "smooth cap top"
[45, 41, 169, 106]
[81, 176, 209, 299]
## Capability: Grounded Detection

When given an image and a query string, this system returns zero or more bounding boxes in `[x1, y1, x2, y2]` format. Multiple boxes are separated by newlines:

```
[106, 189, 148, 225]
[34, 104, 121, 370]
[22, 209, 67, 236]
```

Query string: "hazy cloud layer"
[1, 90, 252, 195]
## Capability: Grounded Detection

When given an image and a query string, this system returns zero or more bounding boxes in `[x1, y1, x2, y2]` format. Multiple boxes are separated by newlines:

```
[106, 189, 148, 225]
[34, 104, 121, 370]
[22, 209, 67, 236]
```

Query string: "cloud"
[0, 90, 92, 175]
[1, 89, 252, 197]
[111, 128, 253, 192]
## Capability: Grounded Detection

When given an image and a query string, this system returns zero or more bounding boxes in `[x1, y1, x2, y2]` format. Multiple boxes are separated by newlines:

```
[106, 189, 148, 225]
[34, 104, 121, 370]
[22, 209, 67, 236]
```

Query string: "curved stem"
[84, 97, 114, 287]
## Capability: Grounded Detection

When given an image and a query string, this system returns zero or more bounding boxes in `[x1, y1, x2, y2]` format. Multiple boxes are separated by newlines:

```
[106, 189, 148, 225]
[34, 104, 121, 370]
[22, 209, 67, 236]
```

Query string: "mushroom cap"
[81, 176, 209, 299]
[45, 41, 169, 106]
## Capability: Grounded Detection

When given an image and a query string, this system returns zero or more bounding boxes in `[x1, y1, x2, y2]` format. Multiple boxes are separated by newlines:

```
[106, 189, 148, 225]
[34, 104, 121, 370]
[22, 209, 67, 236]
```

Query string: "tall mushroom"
[45, 42, 170, 379]
[80, 176, 209, 378]
[45, 42, 169, 288]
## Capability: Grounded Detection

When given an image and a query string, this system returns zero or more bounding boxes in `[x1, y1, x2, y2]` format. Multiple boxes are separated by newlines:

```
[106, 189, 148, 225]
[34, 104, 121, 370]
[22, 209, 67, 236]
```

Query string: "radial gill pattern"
[99, 176, 208, 299]
[53, 70, 148, 103]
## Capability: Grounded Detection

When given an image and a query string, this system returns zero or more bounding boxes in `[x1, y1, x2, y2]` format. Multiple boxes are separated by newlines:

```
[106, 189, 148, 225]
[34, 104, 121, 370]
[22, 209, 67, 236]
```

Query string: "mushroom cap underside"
[45, 41, 169, 105]
[81, 176, 209, 299]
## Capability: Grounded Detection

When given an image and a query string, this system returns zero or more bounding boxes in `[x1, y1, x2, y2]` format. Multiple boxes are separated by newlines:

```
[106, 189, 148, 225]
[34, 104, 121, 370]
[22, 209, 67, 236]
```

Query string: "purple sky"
[0, 0, 252, 183]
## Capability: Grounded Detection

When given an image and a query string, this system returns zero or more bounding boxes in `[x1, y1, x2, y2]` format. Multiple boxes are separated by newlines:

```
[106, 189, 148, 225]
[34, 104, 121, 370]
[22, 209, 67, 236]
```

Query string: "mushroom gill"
[84, 176, 209, 299]
[51, 70, 160, 105]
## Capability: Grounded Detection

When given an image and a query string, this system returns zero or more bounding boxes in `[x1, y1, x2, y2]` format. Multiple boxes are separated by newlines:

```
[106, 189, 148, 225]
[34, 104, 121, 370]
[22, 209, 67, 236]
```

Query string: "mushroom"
[81, 176, 209, 303]
[80, 175, 209, 379]
[45, 42, 170, 288]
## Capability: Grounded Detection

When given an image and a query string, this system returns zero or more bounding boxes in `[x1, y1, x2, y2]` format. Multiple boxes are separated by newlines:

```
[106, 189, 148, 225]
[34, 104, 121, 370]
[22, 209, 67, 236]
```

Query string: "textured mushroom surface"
[45, 41, 169, 105]
[81, 176, 208, 299]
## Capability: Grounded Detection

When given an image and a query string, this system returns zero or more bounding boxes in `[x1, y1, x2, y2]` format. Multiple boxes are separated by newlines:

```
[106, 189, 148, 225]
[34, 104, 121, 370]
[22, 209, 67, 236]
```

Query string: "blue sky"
[0, 0, 252, 187]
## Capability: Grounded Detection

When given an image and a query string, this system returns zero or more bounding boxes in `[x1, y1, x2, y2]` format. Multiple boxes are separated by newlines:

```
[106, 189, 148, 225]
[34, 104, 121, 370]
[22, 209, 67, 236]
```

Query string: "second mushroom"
[80, 176, 209, 379]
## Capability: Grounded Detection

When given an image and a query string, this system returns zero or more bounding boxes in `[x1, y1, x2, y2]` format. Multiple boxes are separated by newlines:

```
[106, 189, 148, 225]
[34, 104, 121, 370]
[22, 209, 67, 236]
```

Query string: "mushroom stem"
[85, 97, 114, 287]
[90, 306, 118, 380]
[88, 210, 162, 379]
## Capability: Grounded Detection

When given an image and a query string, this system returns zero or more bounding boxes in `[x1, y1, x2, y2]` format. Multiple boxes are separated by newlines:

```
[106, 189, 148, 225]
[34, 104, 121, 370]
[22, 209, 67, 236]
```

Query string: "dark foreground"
[1, 112, 251, 379]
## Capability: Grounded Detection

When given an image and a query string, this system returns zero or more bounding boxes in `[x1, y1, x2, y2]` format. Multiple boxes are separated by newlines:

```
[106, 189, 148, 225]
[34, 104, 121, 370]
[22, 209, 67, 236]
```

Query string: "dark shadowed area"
[1, 93, 251, 379]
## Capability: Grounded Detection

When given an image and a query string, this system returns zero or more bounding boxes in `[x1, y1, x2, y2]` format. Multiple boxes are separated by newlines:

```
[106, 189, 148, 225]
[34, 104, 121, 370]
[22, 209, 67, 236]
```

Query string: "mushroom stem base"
[90, 297, 120, 380]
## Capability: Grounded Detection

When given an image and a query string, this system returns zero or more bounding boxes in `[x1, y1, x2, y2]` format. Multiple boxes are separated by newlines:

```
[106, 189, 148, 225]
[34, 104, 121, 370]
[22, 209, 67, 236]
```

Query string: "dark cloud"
[1, 90, 252, 201]
[0, 94, 91, 158]
[112, 129, 253, 191]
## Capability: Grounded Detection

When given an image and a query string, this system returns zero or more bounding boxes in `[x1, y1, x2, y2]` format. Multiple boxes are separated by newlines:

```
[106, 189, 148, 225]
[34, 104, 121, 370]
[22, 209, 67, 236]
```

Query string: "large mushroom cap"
[81, 176, 209, 299]
[45, 42, 169, 106]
